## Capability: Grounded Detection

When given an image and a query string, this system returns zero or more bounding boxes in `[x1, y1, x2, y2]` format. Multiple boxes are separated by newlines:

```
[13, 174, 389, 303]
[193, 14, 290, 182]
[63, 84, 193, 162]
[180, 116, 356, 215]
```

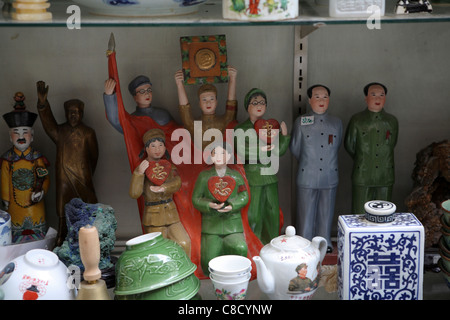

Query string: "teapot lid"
[271, 226, 310, 251]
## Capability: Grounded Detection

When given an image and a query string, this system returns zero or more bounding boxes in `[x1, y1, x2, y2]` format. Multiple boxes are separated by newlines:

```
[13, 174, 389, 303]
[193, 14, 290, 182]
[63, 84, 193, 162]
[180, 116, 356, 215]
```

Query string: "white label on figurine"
[301, 116, 314, 125]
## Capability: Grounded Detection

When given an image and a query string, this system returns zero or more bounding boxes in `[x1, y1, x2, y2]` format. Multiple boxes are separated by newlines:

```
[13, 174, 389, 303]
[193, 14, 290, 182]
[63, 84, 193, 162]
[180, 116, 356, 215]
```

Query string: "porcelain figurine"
[344, 82, 398, 215]
[129, 128, 191, 257]
[192, 142, 249, 276]
[174, 66, 238, 151]
[253, 226, 327, 300]
[234, 88, 290, 244]
[36, 81, 99, 246]
[1, 98, 50, 243]
[106, 38, 263, 279]
[289, 85, 342, 252]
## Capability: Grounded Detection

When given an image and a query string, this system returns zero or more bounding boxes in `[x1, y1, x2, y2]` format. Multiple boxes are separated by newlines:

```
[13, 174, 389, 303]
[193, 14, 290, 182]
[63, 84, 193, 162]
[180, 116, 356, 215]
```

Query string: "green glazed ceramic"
[441, 227, 450, 249]
[439, 236, 450, 258]
[442, 200, 450, 226]
[437, 259, 450, 289]
[115, 273, 199, 300]
[439, 248, 450, 271]
[114, 232, 196, 296]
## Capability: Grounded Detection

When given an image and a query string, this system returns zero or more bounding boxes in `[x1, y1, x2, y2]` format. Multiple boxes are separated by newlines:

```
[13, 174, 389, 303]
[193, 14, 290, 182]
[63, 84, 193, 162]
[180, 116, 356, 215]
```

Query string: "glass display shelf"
[1, 0, 450, 27]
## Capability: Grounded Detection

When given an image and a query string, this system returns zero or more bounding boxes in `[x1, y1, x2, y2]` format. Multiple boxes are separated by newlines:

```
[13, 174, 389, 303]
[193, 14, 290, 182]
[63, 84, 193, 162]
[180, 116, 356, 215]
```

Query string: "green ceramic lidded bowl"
[114, 232, 196, 296]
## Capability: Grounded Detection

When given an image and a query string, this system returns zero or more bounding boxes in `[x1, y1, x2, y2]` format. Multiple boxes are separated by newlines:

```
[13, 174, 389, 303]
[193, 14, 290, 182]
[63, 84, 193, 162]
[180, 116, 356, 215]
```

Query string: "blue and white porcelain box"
[338, 204, 424, 300]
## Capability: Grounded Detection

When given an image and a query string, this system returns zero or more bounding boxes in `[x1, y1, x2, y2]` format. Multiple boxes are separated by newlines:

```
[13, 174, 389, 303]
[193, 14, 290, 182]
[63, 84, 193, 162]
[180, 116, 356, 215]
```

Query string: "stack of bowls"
[208, 255, 252, 300]
[114, 232, 199, 300]
[438, 199, 450, 289]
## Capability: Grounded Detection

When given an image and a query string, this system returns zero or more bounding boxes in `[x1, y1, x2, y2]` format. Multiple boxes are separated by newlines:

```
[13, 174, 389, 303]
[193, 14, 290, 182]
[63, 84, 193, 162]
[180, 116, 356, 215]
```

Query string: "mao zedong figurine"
[344, 82, 398, 214]
[129, 128, 191, 257]
[1, 96, 50, 243]
[174, 67, 238, 151]
[289, 85, 342, 252]
[36, 81, 99, 246]
[234, 88, 290, 244]
[192, 142, 249, 275]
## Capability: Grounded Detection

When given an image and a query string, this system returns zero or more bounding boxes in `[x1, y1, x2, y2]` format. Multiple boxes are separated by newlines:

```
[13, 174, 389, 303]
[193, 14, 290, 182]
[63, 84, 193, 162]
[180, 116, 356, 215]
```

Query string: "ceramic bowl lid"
[270, 226, 310, 251]
[364, 200, 396, 215]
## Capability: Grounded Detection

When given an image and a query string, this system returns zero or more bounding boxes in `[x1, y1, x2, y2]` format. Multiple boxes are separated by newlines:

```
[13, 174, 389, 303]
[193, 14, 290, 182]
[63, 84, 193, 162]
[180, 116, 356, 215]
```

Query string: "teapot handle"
[311, 236, 327, 264]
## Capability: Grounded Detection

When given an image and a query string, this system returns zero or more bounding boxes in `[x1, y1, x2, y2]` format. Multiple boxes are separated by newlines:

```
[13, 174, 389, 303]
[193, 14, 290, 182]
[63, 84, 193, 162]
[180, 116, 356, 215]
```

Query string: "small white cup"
[208, 255, 252, 275]
[211, 272, 251, 300]
[209, 269, 251, 283]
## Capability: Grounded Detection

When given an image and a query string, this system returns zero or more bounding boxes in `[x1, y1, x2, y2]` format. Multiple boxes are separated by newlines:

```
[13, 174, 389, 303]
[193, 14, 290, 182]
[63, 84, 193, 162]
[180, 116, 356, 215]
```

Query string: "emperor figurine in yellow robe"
[1, 97, 50, 243]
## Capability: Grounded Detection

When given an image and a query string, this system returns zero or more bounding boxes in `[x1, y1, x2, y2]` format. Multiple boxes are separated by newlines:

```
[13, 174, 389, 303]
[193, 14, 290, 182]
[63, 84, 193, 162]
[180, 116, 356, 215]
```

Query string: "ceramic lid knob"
[79, 225, 101, 282]
[285, 226, 296, 237]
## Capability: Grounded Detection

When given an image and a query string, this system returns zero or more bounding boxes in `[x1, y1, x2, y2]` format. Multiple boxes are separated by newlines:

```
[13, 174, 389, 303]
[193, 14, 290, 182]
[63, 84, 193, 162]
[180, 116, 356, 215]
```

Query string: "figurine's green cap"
[244, 88, 267, 111]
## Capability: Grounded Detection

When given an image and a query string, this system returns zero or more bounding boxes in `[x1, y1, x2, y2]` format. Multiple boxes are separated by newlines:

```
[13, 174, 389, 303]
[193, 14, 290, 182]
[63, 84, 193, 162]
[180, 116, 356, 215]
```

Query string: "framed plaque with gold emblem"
[180, 34, 228, 85]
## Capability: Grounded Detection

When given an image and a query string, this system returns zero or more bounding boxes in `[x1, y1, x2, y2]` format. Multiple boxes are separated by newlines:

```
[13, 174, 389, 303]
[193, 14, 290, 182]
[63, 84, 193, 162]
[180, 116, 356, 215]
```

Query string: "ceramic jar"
[253, 226, 327, 300]
[0, 210, 11, 246]
[114, 232, 196, 297]
[222, 0, 299, 21]
[329, 0, 385, 17]
[338, 203, 425, 300]
[0, 249, 76, 300]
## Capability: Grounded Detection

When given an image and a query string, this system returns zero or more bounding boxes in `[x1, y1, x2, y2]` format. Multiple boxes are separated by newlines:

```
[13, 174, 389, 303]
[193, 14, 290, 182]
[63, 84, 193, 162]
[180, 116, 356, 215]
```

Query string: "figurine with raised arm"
[36, 81, 99, 246]
[174, 67, 238, 151]
[234, 88, 290, 244]
[344, 82, 398, 214]
[1, 94, 50, 243]
[192, 142, 249, 275]
[129, 128, 191, 257]
[289, 85, 342, 252]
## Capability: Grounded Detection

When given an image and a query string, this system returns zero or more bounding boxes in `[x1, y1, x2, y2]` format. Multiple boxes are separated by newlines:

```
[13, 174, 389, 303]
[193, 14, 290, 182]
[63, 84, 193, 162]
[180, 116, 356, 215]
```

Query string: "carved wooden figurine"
[36, 81, 99, 246]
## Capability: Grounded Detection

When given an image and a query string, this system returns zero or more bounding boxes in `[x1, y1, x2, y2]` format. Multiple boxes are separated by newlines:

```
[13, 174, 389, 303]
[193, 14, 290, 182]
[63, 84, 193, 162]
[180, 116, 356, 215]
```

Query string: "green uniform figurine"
[344, 82, 398, 214]
[192, 142, 249, 276]
[234, 88, 290, 244]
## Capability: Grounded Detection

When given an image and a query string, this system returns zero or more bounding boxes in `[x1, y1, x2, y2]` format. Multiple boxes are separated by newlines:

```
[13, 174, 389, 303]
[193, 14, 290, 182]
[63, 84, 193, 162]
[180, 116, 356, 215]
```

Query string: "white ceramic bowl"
[72, 0, 207, 17]
[211, 273, 251, 300]
[0, 249, 76, 300]
[208, 255, 252, 275]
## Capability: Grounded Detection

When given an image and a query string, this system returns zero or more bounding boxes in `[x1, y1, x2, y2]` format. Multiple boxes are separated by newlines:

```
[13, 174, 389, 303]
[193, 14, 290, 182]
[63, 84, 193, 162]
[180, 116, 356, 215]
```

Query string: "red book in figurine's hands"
[145, 160, 172, 186]
[254, 118, 280, 145]
[208, 176, 236, 203]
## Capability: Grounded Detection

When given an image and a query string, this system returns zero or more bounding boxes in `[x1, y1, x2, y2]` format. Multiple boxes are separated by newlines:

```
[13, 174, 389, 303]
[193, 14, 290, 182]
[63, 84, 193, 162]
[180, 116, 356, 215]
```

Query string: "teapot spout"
[252, 256, 275, 294]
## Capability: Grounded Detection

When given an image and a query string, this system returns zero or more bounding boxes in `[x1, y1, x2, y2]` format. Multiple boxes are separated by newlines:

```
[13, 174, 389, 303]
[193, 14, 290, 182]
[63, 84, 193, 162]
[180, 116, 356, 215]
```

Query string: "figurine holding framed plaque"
[180, 34, 229, 85]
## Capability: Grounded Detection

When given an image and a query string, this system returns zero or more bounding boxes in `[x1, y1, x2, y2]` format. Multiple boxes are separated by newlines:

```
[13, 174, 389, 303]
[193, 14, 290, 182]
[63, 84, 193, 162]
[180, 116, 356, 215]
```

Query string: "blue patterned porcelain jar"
[337, 210, 424, 300]
[0, 210, 11, 246]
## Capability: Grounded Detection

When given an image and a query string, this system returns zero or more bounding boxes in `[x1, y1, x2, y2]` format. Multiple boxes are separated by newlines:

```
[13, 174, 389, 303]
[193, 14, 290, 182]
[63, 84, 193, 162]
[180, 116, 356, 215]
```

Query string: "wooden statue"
[36, 81, 99, 246]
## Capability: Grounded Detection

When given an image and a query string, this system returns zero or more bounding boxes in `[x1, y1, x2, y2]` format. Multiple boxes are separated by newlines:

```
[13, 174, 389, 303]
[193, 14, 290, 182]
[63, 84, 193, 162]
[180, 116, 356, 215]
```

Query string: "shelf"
[1, 0, 450, 27]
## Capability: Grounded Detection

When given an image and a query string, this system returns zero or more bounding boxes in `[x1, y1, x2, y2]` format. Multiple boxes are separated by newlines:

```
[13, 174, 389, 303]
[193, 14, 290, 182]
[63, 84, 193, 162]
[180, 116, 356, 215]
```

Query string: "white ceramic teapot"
[253, 226, 327, 300]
